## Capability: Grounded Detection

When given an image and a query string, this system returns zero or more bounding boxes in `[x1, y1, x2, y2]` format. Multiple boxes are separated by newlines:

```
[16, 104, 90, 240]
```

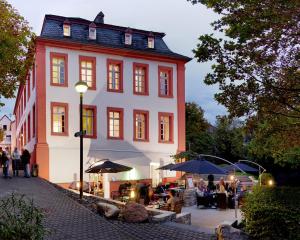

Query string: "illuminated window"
[159, 113, 173, 143]
[134, 110, 149, 141]
[133, 63, 149, 95]
[148, 37, 154, 48]
[79, 56, 96, 90]
[158, 66, 173, 97]
[63, 24, 71, 37]
[107, 59, 123, 92]
[50, 53, 68, 86]
[125, 33, 132, 45]
[51, 102, 68, 136]
[107, 108, 123, 139]
[82, 106, 97, 138]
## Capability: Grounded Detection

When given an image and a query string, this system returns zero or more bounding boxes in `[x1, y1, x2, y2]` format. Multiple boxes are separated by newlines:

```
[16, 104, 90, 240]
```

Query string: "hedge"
[241, 186, 300, 240]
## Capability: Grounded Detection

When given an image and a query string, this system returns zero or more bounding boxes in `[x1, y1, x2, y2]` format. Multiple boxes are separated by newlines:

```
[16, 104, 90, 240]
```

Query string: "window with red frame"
[133, 110, 149, 141]
[27, 114, 31, 142]
[158, 66, 173, 98]
[158, 113, 173, 143]
[82, 105, 97, 138]
[107, 108, 123, 139]
[79, 56, 96, 90]
[32, 104, 36, 137]
[107, 59, 123, 92]
[51, 102, 68, 136]
[133, 63, 149, 95]
[50, 53, 68, 87]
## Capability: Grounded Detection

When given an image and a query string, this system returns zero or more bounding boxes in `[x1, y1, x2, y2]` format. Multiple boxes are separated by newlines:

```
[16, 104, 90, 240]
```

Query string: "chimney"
[94, 11, 104, 24]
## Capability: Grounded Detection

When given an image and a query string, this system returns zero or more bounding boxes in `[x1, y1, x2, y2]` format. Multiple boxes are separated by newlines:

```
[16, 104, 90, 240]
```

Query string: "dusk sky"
[2, 0, 226, 123]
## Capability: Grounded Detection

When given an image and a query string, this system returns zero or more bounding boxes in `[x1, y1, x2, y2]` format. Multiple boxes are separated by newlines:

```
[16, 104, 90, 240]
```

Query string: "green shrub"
[241, 186, 300, 240]
[0, 193, 48, 240]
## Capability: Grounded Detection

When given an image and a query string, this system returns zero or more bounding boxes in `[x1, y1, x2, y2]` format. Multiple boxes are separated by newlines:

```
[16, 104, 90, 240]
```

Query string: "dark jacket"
[21, 150, 31, 165]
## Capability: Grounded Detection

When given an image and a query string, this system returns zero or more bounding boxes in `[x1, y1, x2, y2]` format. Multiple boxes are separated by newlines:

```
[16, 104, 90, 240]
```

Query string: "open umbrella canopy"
[170, 159, 226, 175]
[222, 162, 259, 173]
[85, 160, 132, 173]
[156, 163, 175, 170]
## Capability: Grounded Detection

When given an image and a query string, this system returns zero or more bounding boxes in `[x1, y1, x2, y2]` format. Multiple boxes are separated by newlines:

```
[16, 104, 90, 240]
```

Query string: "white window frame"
[89, 27, 97, 40]
[63, 24, 71, 37]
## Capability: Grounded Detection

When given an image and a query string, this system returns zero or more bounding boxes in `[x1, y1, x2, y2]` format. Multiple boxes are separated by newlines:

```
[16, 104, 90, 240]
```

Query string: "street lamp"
[75, 81, 88, 199]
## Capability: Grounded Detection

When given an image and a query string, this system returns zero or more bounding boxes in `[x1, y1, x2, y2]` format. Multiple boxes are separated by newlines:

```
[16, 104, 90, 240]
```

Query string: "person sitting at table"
[196, 179, 207, 197]
[155, 182, 165, 194]
[166, 189, 179, 211]
[218, 177, 227, 194]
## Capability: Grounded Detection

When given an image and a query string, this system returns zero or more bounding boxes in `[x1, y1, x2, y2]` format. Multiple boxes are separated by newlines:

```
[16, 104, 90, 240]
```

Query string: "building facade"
[0, 115, 13, 151]
[13, 12, 190, 197]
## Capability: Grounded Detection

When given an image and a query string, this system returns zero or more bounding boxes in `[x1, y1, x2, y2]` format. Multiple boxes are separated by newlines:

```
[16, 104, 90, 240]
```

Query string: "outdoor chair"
[216, 193, 227, 209]
[173, 200, 183, 214]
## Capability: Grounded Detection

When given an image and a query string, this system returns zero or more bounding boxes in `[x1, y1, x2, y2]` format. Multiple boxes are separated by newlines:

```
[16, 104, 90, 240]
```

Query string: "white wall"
[45, 47, 178, 183]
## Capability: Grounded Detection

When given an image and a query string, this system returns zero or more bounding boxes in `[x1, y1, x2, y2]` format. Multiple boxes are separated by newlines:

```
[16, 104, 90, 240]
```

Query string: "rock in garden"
[122, 202, 149, 223]
[96, 202, 120, 219]
[216, 224, 249, 240]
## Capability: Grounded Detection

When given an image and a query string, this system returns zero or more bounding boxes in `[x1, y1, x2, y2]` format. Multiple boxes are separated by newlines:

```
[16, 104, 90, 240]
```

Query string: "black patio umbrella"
[85, 160, 132, 173]
[222, 162, 258, 173]
[156, 163, 175, 170]
[170, 159, 226, 175]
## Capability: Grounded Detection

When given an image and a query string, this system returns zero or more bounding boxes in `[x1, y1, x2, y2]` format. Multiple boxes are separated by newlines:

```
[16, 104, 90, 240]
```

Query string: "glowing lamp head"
[75, 81, 88, 93]
[76, 182, 80, 189]
[230, 175, 235, 181]
[268, 179, 274, 186]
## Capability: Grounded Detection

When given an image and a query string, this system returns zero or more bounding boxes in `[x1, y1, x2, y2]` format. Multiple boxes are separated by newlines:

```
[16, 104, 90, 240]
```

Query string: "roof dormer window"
[89, 23, 97, 40]
[63, 20, 71, 37]
[125, 28, 132, 45]
[125, 33, 132, 45]
[148, 34, 154, 49]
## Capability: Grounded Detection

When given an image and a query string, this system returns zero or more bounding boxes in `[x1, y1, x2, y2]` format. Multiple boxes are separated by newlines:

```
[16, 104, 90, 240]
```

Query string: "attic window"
[63, 24, 71, 37]
[89, 25, 97, 40]
[125, 33, 132, 45]
[148, 36, 154, 49]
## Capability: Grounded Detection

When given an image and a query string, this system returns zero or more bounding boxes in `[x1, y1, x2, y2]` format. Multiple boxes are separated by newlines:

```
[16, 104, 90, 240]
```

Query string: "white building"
[0, 115, 13, 151]
[13, 12, 190, 197]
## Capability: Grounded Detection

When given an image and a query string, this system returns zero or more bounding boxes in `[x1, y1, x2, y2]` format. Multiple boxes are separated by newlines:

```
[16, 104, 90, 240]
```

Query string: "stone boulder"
[122, 202, 149, 223]
[216, 224, 249, 240]
[96, 202, 120, 219]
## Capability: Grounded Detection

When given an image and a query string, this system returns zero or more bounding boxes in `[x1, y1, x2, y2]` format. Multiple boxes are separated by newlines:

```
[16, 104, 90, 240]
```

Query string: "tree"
[189, 0, 300, 119]
[0, 0, 35, 106]
[185, 102, 214, 154]
[247, 115, 300, 169]
[213, 116, 246, 161]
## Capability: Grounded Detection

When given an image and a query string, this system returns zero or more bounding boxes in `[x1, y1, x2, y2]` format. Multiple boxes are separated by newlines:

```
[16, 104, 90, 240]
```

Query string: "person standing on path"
[21, 149, 31, 178]
[12, 147, 21, 177]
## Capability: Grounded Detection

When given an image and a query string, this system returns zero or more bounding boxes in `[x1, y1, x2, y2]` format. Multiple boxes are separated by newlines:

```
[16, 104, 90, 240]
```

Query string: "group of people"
[0, 147, 31, 178]
[196, 174, 244, 208]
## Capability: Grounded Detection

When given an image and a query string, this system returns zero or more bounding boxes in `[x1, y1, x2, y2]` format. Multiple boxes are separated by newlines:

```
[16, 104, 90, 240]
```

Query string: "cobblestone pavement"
[0, 177, 215, 240]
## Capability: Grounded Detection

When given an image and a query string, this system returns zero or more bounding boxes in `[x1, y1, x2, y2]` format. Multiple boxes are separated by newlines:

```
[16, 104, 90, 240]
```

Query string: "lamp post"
[75, 81, 88, 199]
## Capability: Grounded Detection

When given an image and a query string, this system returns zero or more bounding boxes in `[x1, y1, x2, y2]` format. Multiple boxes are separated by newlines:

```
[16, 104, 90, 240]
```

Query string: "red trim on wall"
[82, 104, 97, 139]
[177, 63, 186, 153]
[158, 112, 174, 144]
[35, 43, 49, 180]
[133, 109, 149, 142]
[32, 64, 36, 89]
[158, 66, 173, 98]
[107, 107, 124, 140]
[50, 52, 68, 87]
[106, 59, 123, 93]
[132, 62, 149, 96]
[50, 102, 69, 136]
[79, 55, 96, 90]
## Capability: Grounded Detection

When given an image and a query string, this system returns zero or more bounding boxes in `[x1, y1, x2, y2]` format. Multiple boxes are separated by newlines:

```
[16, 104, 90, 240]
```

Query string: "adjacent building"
[0, 115, 13, 151]
[13, 12, 190, 197]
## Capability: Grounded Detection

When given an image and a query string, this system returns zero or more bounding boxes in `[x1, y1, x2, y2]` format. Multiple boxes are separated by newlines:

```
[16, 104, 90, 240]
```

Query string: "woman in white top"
[12, 147, 21, 177]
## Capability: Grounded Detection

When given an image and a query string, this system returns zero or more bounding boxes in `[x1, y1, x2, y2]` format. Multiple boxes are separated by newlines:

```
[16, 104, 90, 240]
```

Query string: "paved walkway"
[0, 177, 215, 240]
